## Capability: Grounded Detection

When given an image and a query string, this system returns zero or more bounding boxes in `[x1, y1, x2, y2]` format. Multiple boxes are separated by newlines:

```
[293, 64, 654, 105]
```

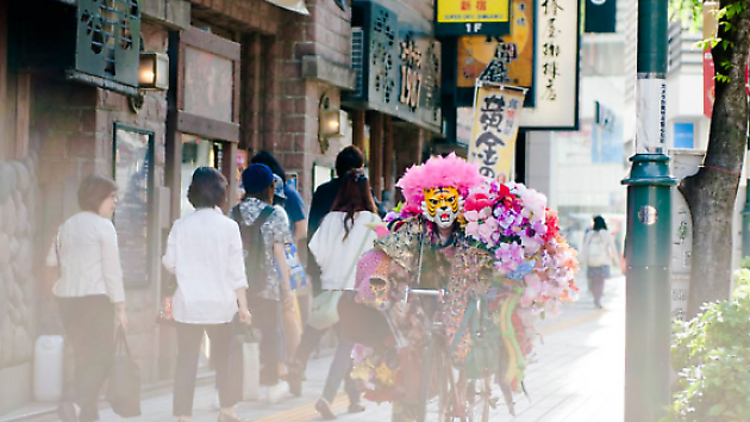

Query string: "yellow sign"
[457, 0, 533, 87]
[437, 0, 510, 23]
[468, 85, 527, 183]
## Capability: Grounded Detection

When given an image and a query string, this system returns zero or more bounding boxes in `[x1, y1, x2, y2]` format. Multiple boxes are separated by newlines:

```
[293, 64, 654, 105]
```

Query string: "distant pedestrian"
[46, 174, 127, 422]
[233, 163, 295, 404]
[581, 215, 620, 308]
[162, 167, 252, 422]
[289, 169, 381, 419]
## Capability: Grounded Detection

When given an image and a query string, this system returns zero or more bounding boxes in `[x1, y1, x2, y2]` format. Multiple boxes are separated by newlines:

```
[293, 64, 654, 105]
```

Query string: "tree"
[673, 0, 750, 317]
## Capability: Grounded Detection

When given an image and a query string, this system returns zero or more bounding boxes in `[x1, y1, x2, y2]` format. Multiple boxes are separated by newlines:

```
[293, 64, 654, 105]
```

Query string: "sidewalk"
[9, 277, 625, 422]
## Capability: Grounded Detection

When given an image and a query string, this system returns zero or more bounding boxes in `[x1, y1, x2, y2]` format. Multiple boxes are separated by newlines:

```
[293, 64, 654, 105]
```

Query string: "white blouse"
[162, 207, 248, 324]
[309, 211, 381, 291]
[46, 211, 125, 303]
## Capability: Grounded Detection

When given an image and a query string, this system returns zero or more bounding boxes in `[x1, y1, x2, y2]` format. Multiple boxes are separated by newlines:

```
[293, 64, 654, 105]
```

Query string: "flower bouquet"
[463, 180, 580, 317]
[461, 180, 580, 391]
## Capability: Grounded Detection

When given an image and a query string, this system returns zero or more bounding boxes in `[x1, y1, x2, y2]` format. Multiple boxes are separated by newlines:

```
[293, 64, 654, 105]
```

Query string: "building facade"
[0, 0, 437, 416]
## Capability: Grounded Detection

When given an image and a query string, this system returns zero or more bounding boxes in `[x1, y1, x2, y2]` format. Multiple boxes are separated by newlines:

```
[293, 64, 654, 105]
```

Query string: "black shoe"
[348, 403, 365, 413]
[57, 402, 78, 422]
[315, 398, 337, 420]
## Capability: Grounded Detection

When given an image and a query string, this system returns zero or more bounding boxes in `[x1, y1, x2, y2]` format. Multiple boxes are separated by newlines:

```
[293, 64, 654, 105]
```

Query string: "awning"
[265, 0, 310, 15]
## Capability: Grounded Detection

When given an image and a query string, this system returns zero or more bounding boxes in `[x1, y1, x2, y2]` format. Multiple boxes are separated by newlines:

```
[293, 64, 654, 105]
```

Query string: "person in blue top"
[250, 151, 307, 240]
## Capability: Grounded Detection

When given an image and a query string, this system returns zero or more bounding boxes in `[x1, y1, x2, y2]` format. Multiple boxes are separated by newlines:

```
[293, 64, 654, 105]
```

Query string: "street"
[4, 277, 625, 422]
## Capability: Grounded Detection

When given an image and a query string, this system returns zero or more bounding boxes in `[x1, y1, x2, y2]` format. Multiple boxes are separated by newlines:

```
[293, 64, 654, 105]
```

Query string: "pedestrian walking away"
[581, 215, 621, 309]
[288, 169, 381, 420]
[45, 174, 128, 422]
[162, 167, 252, 422]
[233, 163, 295, 404]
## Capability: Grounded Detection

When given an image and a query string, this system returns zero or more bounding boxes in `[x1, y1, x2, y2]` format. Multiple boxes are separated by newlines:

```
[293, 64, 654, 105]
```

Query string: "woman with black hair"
[162, 167, 251, 422]
[581, 215, 620, 309]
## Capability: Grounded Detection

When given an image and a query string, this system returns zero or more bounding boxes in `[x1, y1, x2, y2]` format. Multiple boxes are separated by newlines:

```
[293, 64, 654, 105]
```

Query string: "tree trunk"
[679, 0, 750, 317]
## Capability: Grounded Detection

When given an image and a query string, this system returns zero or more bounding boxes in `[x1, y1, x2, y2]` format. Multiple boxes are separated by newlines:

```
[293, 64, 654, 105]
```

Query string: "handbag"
[306, 218, 373, 330]
[106, 327, 141, 417]
[307, 290, 343, 330]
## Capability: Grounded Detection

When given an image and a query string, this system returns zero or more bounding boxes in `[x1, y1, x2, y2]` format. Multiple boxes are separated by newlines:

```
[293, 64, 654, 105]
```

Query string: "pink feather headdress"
[396, 153, 484, 212]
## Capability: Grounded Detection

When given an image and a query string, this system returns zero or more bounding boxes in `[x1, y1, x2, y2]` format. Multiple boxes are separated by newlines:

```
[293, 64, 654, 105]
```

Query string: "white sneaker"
[265, 383, 287, 404]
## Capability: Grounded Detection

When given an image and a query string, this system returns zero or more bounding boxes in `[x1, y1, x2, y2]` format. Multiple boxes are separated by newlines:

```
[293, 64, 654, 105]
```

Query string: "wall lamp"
[129, 52, 170, 113]
[318, 93, 342, 153]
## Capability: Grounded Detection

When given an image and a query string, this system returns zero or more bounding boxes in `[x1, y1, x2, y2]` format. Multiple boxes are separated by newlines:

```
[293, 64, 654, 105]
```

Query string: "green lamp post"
[621, 0, 677, 420]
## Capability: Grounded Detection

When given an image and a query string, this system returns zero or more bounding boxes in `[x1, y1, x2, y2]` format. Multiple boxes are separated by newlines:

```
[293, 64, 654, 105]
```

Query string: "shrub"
[663, 268, 750, 421]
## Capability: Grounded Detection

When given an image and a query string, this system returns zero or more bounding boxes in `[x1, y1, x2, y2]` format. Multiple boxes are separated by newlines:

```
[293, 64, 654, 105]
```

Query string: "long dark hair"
[593, 215, 607, 231]
[331, 170, 377, 239]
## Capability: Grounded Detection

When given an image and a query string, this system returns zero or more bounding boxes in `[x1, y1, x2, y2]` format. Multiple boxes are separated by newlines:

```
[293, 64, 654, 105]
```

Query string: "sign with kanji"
[436, 0, 511, 36]
[468, 84, 527, 182]
[457, 0, 534, 88]
[520, 0, 580, 130]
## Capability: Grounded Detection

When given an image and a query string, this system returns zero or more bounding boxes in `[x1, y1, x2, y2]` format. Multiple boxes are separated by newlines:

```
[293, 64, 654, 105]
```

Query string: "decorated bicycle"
[343, 154, 579, 422]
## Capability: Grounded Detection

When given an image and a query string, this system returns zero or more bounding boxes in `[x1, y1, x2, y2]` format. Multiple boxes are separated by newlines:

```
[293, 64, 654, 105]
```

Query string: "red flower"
[465, 192, 493, 212]
[543, 208, 560, 241]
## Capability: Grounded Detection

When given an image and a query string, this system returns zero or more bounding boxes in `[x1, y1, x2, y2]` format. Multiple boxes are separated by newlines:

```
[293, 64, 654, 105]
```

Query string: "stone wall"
[0, 154, 38, 370]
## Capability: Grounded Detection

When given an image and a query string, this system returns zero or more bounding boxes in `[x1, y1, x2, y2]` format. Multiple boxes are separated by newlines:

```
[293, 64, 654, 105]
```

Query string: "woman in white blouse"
[162, 168, 251, 422]
[46, 174, 127, 422]
[288, 170, 381, 419]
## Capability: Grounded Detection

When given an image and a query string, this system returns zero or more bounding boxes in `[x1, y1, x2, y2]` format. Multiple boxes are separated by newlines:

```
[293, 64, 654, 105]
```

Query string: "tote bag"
[106, 327, 141, 417]
[306, 219, 373, 330]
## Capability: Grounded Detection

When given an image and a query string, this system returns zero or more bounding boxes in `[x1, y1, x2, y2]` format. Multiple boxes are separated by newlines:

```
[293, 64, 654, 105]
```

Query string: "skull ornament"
[422, 186, 463, 229]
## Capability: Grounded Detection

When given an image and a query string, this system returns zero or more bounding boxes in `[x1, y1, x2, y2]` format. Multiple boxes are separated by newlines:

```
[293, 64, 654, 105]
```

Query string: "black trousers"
[173, 321, 241, 416]
[57, 295, 115, 422]
[248, 296, 282, 386]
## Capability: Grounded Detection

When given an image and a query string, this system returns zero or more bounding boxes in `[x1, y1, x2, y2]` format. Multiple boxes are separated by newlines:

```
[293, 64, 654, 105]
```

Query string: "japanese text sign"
[457, 0, 534, 88]
[436, 0, 511, 36]
[521, 0, 580, 129]
[469, 84, 527, 182]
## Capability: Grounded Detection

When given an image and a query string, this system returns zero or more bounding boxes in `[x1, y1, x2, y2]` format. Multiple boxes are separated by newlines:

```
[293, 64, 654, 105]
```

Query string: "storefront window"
[180, 134, 223, 216]
[113, 124, 154, 288]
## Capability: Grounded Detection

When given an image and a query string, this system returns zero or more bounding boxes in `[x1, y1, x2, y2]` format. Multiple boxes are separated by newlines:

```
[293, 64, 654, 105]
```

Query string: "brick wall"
[189, 0, 283, 34]
[264, 0, 354, 203]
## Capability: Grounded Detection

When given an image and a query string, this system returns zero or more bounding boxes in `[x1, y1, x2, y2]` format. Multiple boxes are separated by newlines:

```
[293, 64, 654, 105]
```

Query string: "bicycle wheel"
[417, 334, 448, 422]
[463, 374, 492, 422]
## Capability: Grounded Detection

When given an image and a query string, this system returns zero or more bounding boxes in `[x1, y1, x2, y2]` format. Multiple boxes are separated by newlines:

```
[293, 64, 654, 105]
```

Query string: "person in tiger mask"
[341, 154, 496, 422]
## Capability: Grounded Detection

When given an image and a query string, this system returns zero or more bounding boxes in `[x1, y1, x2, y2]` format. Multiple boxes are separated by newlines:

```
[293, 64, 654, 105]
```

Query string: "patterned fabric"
[237, 198, 293, 300]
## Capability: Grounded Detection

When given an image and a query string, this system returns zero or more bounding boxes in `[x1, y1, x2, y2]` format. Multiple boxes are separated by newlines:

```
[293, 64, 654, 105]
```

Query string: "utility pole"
[621, 0, 677, 420]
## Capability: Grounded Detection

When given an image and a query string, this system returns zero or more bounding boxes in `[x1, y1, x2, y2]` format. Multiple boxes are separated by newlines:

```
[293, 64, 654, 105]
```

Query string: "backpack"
[232, 205, 274, 294]
[587, 231, 609, 267]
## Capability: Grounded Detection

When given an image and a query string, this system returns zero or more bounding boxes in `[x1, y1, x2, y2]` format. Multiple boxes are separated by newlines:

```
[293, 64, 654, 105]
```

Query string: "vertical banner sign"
[436, 0, 512, 36]
[703, 2, 719, 118]
[521, 0, 581, 129]
[469, 84, 528, 182]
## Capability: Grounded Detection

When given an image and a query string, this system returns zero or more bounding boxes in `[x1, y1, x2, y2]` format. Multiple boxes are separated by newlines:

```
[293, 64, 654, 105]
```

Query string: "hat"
[273, 174, 287, 199]
[242, 163, 274, 194]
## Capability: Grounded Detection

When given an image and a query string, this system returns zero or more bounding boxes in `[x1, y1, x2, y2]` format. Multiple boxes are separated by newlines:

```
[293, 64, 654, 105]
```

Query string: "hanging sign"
[468, 84, 528, 182]
[436, 0, 511, 36]
[457, 0, 534, 88]
[521, 0, 581, 130]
